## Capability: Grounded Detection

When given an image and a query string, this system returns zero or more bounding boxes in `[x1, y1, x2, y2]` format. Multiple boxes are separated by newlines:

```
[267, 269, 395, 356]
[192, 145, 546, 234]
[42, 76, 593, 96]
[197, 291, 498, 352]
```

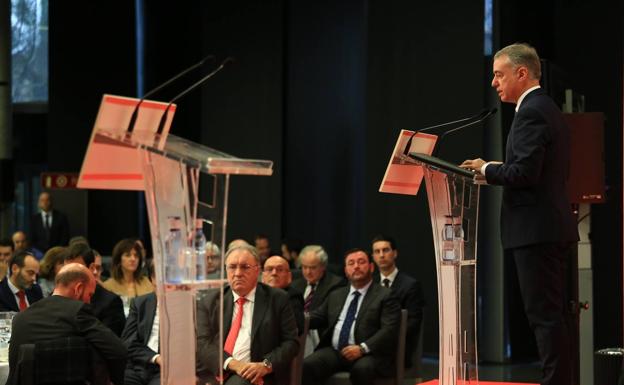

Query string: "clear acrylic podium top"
[95, 128, 273, 176]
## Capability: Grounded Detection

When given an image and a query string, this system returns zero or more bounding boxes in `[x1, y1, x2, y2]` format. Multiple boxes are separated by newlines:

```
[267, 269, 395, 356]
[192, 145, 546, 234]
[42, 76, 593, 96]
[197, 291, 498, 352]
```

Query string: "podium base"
[420, 381, 537, 385]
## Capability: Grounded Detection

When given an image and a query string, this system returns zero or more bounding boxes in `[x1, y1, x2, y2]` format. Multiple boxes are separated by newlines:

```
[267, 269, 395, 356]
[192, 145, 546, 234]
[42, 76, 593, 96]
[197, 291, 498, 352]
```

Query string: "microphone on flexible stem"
[430, 108, 498, 158]
[126, 54, 216, 133]
[403, 109, 489, 156]
[155, 57, 235, 135]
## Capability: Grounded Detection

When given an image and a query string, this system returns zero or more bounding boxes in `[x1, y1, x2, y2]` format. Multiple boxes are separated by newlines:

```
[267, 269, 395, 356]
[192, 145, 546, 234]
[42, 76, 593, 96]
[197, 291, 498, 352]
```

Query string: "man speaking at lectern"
[460, 43, 578, 385]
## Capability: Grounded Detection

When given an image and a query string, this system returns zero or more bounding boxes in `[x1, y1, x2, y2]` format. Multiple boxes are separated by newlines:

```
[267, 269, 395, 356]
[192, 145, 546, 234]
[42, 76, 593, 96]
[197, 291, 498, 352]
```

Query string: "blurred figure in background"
[11, 231, 43, 260]
[38, 246, 67, 297]
[30, 191, 70, 253]
[0, 238, 13, 281]
[254, 234, 271, 266]
[103, 238, 154, 317]
[262, 255, 304, 334]
[205, 241, 222, 279]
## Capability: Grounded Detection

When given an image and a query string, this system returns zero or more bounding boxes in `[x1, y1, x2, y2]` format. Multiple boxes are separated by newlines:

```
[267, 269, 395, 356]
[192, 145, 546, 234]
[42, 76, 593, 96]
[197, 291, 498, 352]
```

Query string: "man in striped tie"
[196, 245, 300, 385]
[302, 248, 400, 385]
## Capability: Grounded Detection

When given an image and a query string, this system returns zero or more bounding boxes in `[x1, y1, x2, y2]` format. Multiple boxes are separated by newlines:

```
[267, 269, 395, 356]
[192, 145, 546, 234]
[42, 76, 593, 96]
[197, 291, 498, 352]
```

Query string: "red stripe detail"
[82, 174, 143, 180]
[103, 96, 177, 111]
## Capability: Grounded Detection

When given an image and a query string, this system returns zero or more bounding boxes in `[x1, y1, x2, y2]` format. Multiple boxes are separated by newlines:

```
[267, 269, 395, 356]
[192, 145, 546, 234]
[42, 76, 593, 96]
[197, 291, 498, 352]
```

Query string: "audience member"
[254, 234, 271, 266]
[262, 255, 305, 334]
[205, 241, 223, 279]
[38, 246, 67, 297]
[11, 231, 43, 260]
[122, 259, 160, 385]
[0, 250, 42, 312]
[30, 191, 70, 252]
[92, 249, 105, 283]
[103, 238, 154, 317]
[6, 263, 127, 385]
[64, 242, 126, 336]
[291, 245, 345, 356]
[0, 238, 13, 281]
[196, 245, 299, 385]
[302, 249, 400, 385]
[69, 235, 90, 247]
[371, 234, 425, 368]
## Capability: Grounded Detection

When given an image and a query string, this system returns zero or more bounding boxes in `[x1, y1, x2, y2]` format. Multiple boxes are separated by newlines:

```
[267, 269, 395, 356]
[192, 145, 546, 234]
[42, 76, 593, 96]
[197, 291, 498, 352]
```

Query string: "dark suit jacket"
[485, 88, 579, 249]
[196, 283, 300, 385]
[122, 292, 159, 378]
[30, 209, 70, 252]
[91, 284, 126, 337]
[291, 271, 345, 312]
[0, 277, 43, 312]
[376, 270, 424, 367]
[7, 295, 127, 385]
[309, 282, 400, 375]
[284, 285, 305, 335]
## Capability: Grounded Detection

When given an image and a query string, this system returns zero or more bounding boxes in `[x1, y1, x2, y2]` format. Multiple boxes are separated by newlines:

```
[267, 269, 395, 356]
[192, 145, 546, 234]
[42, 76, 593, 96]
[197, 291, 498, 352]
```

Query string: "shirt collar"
[7, 278, 20, 295]
[232, 286, 256, 304]
[380, 267, 399, 283]
[349, 279, 373, 297]
[515, 85, 541, 112]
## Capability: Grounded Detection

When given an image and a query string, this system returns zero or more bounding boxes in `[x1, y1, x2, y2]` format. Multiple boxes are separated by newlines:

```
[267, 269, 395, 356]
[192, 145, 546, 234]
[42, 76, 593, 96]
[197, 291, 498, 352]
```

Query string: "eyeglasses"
[263, 266, 288, 274]
[226, 263, 258, 272]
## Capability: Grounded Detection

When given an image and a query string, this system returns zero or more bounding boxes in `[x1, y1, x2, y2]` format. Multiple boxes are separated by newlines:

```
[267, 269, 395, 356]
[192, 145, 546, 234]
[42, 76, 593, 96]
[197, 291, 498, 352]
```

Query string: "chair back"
[290, 313, 310, 385]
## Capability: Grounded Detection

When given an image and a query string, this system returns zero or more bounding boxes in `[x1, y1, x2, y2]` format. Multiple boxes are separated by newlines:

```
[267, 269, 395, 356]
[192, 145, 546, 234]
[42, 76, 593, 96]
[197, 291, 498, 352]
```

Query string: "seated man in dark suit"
[302, 248, 400, 385]
[122, 258, 159, 385]
[0, 250, 43, 312]
[262, 255, 305, 334]
[196, 245, 300, 385]
[7, 263, 127, 385]
[371, 234, 425, 368]
[30, 191, 70, 253]
[63, 242, 126, 336]
[291, 245, 345, 355]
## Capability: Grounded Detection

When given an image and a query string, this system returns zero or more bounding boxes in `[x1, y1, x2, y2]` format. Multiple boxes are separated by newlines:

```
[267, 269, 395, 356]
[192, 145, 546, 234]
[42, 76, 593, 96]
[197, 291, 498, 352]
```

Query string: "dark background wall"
[9, 0, 623, 359]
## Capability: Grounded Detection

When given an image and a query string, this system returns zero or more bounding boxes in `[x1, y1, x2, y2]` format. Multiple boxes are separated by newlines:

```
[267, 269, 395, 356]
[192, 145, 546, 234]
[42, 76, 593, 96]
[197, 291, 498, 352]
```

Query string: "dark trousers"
[124, 365, 161, 385]
[302, 347, 382, 385]
[513, 242, 573, 385]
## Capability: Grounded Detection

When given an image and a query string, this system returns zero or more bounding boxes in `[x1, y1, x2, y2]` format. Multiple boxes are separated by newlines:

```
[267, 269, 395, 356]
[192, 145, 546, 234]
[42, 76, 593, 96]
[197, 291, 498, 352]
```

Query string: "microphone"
[155, 57, 235, 135]
[431, 108, 498, 157]
[126, 54, 216, 133]
[403, 109, 489, 156]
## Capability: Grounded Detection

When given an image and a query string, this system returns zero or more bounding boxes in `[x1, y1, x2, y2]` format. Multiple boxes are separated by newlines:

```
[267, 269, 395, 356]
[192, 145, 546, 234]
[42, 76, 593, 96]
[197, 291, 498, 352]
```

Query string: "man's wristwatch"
[359, 343, 367, 355]
[262, 358, 272, 371]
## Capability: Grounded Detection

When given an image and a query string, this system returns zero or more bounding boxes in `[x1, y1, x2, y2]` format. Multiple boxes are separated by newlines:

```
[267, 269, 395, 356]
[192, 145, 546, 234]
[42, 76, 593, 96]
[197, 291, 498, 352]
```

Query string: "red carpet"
[420, 381, 537, 385]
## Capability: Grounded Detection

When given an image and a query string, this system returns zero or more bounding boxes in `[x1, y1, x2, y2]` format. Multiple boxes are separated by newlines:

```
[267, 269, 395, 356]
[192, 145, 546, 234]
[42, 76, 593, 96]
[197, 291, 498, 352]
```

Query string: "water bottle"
[165, 216, 183, 283]
[194, 219, 207, 280]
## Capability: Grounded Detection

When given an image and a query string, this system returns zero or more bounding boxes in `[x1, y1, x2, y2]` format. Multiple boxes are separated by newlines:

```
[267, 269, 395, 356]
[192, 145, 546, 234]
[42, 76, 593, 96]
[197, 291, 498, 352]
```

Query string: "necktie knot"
[236, 297, 247, 306]
[382, 278, 391, 288]
[17, 290, 27, 311]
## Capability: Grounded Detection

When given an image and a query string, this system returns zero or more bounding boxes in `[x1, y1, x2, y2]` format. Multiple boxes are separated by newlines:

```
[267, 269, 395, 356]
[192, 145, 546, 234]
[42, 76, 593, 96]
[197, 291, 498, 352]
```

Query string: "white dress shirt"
[40, 211, 53, 228]
[224, 287, 256, 369]
[331, 281, 372, 350]
[379, 268, 399, 288]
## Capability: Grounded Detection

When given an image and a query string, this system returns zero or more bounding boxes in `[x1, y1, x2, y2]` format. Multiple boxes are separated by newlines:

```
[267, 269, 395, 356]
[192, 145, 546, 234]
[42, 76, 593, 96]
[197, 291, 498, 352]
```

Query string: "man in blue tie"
[302, 248, 400, 385]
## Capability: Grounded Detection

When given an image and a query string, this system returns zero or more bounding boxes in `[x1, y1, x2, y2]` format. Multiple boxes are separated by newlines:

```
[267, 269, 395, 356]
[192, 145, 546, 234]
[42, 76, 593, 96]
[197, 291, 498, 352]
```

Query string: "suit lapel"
[328, 287, 349, 327]
[355, 284, 377, 327]
[224, 290, 234, 337]
[1, 279, 18, 312]
[144, 293, 157, 338]
[250, 285, 268, 341]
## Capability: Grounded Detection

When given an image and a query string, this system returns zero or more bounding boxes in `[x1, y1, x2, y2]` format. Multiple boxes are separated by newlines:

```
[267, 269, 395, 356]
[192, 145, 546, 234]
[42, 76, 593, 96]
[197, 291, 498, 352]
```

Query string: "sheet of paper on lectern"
[78, 94, 176, 191]
[379, 130, 438, 195]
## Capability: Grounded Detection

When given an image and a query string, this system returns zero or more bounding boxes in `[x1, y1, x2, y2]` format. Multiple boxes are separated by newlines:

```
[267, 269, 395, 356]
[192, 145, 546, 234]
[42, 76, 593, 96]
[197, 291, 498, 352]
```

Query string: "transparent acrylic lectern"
[94, 128, 273, 385]
[409, 152, 480, 385]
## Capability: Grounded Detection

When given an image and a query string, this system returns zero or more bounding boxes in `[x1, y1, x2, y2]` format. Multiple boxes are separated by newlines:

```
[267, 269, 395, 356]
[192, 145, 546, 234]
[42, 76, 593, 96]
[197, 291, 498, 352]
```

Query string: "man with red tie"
[196, 244, 300, 385]
[0, 250, 43, 312]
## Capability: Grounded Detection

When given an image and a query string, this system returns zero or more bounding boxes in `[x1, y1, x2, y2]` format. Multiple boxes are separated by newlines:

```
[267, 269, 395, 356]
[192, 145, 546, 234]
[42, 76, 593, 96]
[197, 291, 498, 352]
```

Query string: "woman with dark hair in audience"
[38, 246, 66, 297]
[102, 238, 154, 316]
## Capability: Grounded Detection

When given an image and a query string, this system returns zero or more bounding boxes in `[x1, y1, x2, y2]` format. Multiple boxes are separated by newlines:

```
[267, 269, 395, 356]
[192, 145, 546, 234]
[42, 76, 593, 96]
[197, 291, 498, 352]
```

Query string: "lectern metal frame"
[409, 152, 480, 385]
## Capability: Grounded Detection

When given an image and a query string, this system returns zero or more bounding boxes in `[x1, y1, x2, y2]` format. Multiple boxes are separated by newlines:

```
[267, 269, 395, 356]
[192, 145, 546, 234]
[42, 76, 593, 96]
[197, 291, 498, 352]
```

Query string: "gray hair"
[225, 244, 259, 263]
[206, 242, 221, 257]
[300, 245, 328, 266]
[494, 43, 541, 80]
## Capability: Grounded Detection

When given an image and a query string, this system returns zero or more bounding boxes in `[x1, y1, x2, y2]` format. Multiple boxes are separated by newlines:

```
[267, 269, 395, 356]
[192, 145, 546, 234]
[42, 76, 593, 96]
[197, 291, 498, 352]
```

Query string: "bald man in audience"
[0, 238, 13, 281]
[196, 245, 299, 385]
[7, 263, 127, 385]
[262, 255, 305, 334]
[0, 251, 43, 312]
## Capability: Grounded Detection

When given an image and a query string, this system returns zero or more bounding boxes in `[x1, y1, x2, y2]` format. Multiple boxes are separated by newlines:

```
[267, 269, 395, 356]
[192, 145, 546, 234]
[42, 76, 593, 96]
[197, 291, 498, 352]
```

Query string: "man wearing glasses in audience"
[262, 255, 305, 334]
[196, 245, 299, 385]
